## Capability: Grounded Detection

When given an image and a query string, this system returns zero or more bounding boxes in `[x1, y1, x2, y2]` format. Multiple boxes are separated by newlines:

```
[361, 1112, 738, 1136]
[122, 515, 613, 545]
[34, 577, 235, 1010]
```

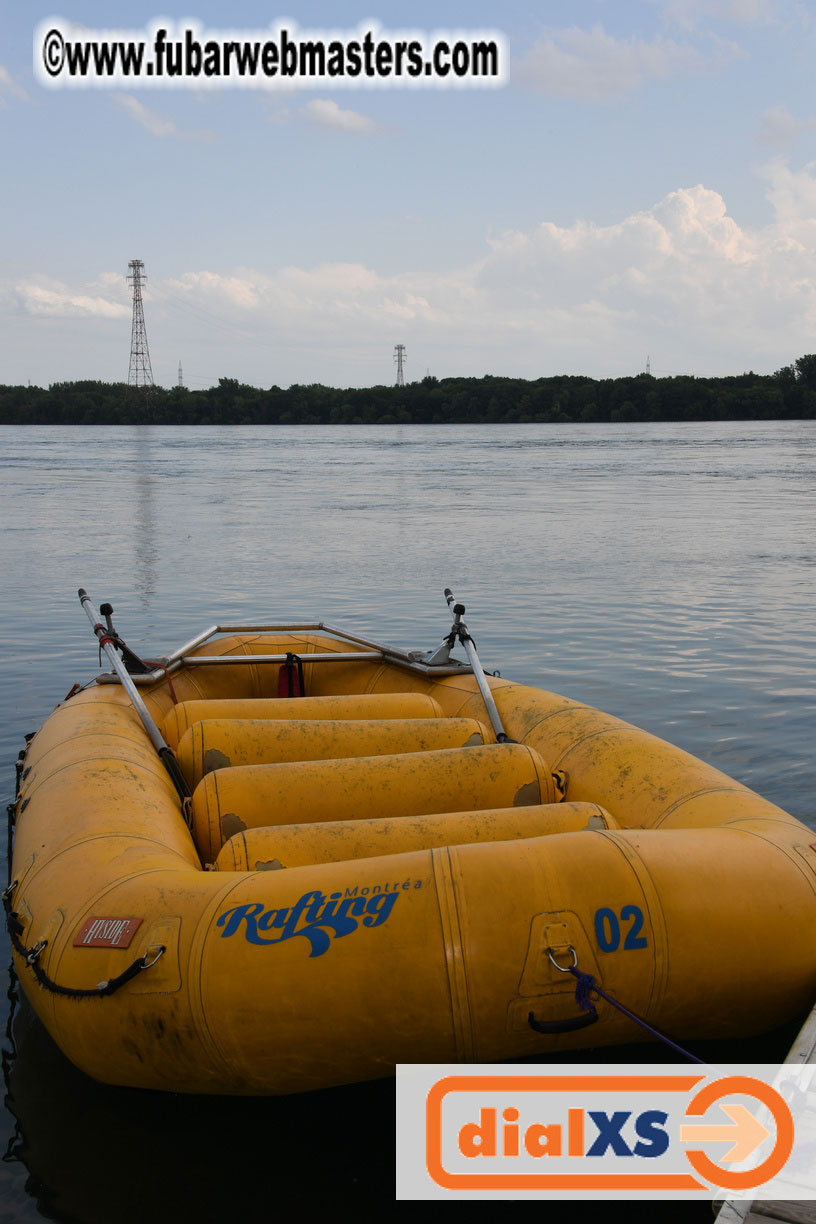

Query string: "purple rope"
[569, 966, 706, 1065]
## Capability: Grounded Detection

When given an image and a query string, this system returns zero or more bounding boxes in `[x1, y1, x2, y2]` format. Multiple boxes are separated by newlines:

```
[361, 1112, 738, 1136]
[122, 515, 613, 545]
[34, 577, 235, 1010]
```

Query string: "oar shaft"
[78, 590, 190, 801]
[443, 589, 511, 743]
[78, 589, 165, 752]
[458, 632, 510, 743]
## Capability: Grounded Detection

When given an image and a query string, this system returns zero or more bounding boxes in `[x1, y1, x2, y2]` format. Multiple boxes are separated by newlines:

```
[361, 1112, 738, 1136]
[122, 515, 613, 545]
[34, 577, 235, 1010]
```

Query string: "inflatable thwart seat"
[8, 610, 816, 1096]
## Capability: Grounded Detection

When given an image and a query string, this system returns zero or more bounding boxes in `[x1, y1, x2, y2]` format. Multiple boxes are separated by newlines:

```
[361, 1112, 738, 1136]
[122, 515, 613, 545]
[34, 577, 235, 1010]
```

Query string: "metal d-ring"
[547, 945, 578, 973]
[25, 939, 47, 965]
[141, 944, 166, 970]
[530, 945, 599, 1034]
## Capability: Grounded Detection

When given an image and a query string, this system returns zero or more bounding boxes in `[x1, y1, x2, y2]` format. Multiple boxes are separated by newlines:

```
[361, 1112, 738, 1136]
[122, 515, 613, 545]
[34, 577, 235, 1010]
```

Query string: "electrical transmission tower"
[127, 259, 154, 392]
[394, 343, 406, 387]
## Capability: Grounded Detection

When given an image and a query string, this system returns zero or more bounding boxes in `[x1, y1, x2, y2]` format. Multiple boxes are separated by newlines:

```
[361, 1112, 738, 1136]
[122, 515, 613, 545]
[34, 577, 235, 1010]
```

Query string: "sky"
[2, 0, 816, 389]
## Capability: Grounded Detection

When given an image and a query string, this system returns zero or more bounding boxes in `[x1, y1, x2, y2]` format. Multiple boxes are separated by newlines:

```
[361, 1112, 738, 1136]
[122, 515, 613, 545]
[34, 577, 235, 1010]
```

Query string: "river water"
[1, 422, 815, 1217]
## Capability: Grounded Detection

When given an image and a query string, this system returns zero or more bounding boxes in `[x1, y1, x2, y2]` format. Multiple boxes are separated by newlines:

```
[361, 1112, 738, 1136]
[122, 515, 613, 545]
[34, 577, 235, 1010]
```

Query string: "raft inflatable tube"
[7, 610, 816, 1095]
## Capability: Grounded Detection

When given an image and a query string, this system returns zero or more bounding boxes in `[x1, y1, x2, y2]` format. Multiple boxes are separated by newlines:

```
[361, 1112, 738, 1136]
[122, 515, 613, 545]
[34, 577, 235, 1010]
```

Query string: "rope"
[2, 959, 22, 1167]
[567, 964, 705, 1064]
[6, 805, 14, 890]
[527, 944, 705, 1062]
[8, 759, 165, 999]
[93, 621, 179, 704]
[142, 660, 179, 705]
[2, 881, 164, 1000]
[279, 652, 304, 698]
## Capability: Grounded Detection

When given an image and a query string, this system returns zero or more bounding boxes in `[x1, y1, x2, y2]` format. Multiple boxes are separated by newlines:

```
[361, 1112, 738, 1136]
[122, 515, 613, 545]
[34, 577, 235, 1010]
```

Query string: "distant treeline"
[3, 356, 816, 425]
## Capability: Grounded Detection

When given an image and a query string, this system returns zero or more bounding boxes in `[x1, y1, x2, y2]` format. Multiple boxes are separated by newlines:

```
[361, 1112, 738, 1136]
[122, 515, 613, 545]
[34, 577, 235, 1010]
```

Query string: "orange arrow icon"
[680, 1105, 771, 1163]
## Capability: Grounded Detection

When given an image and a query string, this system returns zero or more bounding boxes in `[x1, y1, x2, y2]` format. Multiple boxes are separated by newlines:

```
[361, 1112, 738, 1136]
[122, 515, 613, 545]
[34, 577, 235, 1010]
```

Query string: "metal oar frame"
[90, 617, 480, 688]
[78, 587, 512, 810]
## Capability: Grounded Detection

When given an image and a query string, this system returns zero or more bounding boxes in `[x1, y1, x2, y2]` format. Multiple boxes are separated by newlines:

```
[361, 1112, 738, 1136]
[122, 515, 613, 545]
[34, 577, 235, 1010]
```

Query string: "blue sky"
[2, 1, 816, 388]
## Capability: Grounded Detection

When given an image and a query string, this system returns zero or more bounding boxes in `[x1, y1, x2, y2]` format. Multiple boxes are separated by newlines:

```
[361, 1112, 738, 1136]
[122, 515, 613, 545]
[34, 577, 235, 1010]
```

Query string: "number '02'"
[593, 905, 648, 952]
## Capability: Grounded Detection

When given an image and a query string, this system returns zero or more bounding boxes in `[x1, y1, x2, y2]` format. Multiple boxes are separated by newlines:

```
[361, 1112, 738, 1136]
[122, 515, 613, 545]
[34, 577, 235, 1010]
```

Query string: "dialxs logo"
[403, 1070, 802, 1197]
[459, 1104, 673, 1159]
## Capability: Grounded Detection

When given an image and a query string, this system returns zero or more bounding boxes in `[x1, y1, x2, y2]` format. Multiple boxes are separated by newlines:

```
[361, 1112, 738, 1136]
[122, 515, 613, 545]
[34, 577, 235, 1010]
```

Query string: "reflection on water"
[3, 994, 394, 1222]
[2, 991, 805, 1223]
[1, 421, 815, 1218]
[133, 427, 157, 606]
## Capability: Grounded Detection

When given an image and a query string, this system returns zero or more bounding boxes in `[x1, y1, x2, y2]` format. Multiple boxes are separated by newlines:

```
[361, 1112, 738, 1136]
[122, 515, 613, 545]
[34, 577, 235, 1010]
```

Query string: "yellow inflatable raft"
[6, 592, 816, 1095]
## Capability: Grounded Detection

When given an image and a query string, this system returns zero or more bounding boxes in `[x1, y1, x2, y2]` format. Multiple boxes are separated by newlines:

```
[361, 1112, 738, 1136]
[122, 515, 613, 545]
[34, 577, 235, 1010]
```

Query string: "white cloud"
[756, 105, 816, 151]
[144, 177, 816, 375]
[664, 0, 781, 29]
[193, 171, 816, 376]
[164, 270, 264, 310]
[473, 186, 759, 340]
[12, 278, 129, 319]
[9, 169, 816, 384]
[114, 95, 177, 137]
[0, 65, 30, 104]
[465, 174, 816, 373]
[758, 159, 816, 243]
[301, 98, 377, 133]
[112, 95, 215, 142]
[514, 24, 731, 100]
[264, 105, 291, 127]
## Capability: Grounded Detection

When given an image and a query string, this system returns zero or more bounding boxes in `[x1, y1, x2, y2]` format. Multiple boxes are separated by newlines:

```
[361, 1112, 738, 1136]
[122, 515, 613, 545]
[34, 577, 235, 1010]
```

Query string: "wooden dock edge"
[714, 1003, 816, 1224]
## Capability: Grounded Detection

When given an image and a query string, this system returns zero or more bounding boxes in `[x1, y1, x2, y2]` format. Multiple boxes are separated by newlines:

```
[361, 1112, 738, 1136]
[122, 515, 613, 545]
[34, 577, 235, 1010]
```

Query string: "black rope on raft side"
[2, 881, 164, 1000]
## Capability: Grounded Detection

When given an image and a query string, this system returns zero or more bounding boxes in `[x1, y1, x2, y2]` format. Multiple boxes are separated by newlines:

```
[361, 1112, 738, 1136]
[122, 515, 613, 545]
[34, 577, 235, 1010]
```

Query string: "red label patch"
[73, 916, 143, 949]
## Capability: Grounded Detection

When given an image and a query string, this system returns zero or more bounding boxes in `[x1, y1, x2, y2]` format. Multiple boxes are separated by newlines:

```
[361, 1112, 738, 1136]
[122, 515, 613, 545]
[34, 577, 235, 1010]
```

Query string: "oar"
[441, 589, 512, 743]
[78, 589, 191, 805]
